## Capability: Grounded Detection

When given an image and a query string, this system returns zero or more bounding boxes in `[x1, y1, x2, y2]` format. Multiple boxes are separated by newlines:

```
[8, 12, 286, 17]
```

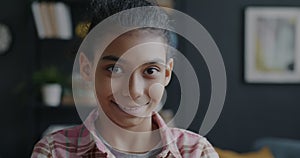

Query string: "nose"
[126, 72, 145, 100]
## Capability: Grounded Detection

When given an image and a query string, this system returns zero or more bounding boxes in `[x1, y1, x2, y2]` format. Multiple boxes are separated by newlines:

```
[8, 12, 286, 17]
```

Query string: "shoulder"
[43, 124, 90, 145]
[169, 127, 209, 146]
[49, 124, 90, 139]
[31, 124, 93, 158]
[169, 128, 219, 158]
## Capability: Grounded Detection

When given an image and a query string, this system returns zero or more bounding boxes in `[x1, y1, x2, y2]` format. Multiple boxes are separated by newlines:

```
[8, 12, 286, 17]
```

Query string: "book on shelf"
[31, 2, 73, 39]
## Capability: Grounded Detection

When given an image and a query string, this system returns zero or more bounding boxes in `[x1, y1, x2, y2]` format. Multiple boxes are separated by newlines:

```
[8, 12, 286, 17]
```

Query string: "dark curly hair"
[88, 0, 160, 30]
[83, 0, 176, 59]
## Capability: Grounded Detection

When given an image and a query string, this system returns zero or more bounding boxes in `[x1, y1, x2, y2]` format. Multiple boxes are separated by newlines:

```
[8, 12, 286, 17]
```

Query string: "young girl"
[31, 0, 219, 157]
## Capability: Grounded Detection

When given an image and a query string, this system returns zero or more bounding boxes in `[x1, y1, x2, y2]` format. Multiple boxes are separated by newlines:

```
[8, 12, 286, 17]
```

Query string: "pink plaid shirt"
[31, 110, 219, 158]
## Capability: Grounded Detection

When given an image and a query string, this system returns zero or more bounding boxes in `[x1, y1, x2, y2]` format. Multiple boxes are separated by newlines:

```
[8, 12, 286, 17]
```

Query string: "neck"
[95, 111, 161, 153]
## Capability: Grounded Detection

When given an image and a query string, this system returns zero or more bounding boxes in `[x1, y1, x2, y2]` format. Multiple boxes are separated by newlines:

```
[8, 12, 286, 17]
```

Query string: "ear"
[79, 52, 92, 81]
[164, 58, 174, 86]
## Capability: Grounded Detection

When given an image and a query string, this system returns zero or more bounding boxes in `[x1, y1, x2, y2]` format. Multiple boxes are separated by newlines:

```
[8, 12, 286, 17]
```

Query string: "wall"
[182, 0, 300, 152]
[0, 0, 35, 157]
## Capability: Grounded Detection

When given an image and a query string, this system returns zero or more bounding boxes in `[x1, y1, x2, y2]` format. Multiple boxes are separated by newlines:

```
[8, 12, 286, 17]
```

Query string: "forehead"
[97, 30, 167, 64]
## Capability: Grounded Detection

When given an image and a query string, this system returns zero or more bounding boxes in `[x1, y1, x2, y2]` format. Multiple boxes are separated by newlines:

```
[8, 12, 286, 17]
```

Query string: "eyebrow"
[101, 55, 126, 63]
[145, 58, 166, 66]
[101, 55, 166, 66]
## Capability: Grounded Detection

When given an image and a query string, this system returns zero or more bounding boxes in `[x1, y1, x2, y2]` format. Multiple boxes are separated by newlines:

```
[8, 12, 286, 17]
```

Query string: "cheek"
[148, 83, 165, 102]
[95, 76, 125, 97]
[94, 74, 112, 100]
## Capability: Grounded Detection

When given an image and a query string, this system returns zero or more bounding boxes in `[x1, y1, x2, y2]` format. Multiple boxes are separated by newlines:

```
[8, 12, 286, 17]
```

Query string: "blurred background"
[0, 0, 300, 157]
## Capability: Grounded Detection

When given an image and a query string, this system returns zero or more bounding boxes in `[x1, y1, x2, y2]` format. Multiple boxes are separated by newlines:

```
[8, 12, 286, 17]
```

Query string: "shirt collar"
[78, 108, 181, 157]
[152, 111, 181, 157]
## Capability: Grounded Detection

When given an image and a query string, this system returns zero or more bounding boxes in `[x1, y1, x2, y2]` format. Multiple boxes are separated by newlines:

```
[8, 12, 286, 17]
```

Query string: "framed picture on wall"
[245, 7, 300, 83]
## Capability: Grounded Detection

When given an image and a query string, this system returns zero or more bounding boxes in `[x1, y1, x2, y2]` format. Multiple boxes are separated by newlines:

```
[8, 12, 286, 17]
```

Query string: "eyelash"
[144, 67, 160, 76]
[105, 65, 161, 77]
[106, 65, 123, 74]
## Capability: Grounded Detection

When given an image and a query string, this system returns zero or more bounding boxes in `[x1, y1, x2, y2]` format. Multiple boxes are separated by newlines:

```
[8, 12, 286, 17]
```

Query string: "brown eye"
[107, 65, 123, 74]
[144, 67, 159, 76]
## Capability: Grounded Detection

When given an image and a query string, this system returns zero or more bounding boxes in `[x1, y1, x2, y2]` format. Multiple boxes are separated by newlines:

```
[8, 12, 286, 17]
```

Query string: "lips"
[111, 100, 149, 116]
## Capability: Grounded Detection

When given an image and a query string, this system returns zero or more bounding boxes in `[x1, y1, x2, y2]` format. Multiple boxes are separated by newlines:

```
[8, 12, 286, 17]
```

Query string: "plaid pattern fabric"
[31, 110, 219, 158]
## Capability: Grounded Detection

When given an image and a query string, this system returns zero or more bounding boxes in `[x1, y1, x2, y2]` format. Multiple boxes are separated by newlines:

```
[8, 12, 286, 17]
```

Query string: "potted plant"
[32, 66, 66, 107]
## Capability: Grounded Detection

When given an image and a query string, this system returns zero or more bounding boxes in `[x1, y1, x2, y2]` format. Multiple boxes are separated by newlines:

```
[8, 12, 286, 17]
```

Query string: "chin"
[113, 116, 148, 129]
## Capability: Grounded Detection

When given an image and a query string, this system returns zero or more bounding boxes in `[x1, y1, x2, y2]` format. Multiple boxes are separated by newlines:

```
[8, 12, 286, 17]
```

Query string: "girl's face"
[94, 31, 173, 129]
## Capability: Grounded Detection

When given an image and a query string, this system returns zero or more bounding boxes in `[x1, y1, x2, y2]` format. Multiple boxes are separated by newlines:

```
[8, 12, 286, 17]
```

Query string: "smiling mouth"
[111, 100, 149, 116]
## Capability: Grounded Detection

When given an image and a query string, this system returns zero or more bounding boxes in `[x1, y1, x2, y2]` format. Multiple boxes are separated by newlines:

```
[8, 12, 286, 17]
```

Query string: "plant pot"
[41, 83, 62, 107]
